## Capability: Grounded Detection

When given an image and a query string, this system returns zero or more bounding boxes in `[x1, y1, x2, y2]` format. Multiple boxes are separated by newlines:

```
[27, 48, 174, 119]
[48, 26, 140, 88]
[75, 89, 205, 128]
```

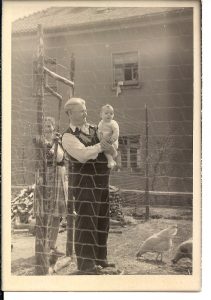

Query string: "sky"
[6, 1, 53, 22]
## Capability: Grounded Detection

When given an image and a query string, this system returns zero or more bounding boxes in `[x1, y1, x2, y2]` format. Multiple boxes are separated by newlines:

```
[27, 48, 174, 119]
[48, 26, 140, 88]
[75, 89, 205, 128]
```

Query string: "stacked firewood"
[109, 185, 124, 221]
[11, 185, 36, 235]
[11, 185, 35, 223]
[11, 184, 123, 228]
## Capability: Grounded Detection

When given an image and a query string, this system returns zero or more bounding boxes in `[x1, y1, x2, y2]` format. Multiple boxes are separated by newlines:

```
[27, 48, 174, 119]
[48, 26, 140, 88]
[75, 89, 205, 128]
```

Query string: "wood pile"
[109, 185, 124, 223]
[11, 184, 124, 231]
[11, 185, 36, 232]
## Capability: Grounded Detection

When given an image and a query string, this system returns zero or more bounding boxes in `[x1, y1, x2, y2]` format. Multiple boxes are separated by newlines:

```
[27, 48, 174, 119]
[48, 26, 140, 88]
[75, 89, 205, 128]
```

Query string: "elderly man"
[62, 97, 115, 274]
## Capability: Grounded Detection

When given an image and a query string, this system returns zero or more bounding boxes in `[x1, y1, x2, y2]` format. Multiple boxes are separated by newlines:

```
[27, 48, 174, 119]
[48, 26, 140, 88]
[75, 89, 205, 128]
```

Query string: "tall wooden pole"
[35, 24, 48, 275]
[66, 53, 75, 257]
[70, 53, 75, 97]
[145, 104, 150, 221]
[44, 66, 74, 87]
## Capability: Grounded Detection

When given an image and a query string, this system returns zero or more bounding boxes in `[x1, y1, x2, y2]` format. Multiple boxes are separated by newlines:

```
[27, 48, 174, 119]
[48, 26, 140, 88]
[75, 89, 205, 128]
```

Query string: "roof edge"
[12, 8, 193, 37]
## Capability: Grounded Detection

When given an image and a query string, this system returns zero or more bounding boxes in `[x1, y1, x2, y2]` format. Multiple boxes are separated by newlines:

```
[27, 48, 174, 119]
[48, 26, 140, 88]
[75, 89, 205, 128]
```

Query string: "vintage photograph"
[2, 0, 201, 292]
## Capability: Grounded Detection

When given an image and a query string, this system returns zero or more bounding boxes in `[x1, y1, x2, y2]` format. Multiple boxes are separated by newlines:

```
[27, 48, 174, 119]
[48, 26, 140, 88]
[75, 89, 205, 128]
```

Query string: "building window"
[118, 135, 141, 171]
[112, 52, 139, 87]
[32, 57, 57, 96]
[130, 148, 138, 169]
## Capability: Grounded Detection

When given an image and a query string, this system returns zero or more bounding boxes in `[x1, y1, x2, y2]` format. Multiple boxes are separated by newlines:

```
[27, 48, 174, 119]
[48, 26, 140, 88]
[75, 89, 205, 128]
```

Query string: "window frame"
[118, 135, 142, 172]
[111, 50, 141, 89]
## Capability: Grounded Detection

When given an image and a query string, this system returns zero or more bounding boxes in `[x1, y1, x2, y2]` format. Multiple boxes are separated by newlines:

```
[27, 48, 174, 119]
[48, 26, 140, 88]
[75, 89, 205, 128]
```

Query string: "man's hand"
[100, 139, 115, 154]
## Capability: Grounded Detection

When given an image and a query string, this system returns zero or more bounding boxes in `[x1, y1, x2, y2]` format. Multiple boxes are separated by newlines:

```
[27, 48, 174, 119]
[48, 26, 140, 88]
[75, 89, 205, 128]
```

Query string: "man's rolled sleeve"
[62, 133, 102, 163]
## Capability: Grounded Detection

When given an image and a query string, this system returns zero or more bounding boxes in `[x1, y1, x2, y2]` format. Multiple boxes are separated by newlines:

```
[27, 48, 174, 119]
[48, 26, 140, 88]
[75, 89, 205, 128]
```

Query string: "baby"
[98, 104, 119, 169]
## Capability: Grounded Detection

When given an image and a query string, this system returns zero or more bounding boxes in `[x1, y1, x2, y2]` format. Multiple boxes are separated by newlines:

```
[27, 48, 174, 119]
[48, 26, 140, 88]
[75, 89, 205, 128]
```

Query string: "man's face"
[69, 103, 87, 125]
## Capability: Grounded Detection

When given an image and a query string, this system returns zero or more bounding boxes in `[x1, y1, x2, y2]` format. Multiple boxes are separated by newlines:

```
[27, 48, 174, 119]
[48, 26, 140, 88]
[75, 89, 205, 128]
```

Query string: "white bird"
[136, 225, 178, 262]
[171, 238, 192, 264]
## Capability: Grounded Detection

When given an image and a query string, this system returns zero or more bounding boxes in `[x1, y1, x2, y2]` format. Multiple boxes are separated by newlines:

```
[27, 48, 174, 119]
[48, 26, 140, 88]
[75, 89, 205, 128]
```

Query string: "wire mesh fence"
[11, 7, 193, 276]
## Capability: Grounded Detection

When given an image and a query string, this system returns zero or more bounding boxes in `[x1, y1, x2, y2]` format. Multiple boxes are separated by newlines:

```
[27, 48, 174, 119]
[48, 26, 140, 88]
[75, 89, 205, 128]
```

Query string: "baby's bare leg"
[104, 152, 116, 169]
[112, 145, 118, 158]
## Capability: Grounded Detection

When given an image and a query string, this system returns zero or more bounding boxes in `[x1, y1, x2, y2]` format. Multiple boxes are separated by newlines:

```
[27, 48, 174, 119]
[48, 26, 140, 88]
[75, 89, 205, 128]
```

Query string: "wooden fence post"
[34, 27, 76, 266]
[35, 24, 49, 275]
[145, 104, 150, 221]
[66, 53, 75, 257]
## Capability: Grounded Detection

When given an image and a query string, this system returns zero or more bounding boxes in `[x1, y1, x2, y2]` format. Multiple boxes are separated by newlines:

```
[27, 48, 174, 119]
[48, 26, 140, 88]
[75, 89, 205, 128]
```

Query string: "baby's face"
[101, 108, 114, 122]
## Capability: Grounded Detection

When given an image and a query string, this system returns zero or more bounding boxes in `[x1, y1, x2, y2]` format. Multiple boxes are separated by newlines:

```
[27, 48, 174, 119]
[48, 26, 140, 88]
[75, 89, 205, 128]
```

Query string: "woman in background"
[43, 116, 68, 253]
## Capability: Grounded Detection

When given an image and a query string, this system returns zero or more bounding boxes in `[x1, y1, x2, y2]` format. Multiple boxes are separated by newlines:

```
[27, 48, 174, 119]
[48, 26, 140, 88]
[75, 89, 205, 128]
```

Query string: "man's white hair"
[64, 97, 86, 113]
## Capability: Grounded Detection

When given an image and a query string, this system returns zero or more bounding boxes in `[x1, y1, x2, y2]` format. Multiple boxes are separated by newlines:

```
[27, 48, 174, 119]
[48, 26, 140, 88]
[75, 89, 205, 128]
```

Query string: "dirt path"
[11, 217, 192, 275]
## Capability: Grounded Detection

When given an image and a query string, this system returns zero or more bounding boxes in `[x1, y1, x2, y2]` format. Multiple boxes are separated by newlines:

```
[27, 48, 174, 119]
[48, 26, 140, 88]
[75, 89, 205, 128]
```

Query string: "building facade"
[12, 7, 193, 193]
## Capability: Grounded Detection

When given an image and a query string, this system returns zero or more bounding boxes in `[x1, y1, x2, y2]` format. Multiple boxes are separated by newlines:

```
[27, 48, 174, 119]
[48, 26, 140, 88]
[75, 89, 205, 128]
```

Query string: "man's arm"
[62, 133, 102, 163]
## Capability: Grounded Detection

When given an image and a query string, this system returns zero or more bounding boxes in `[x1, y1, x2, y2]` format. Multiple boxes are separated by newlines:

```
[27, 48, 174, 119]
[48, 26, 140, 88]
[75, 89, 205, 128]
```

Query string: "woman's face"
[44, 120, 54, 134]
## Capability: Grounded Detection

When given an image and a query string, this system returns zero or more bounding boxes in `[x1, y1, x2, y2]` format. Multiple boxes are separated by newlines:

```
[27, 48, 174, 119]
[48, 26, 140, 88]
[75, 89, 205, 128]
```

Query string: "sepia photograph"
[2, 0, 201, 291]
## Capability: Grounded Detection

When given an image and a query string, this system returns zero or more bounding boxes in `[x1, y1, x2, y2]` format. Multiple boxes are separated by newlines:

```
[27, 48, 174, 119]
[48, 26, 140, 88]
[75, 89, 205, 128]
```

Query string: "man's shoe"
[78, 265, 103, 275]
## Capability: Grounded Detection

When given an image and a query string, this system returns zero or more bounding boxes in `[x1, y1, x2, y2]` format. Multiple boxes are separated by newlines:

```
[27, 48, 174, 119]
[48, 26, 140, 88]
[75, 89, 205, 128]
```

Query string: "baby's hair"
[101, 104, 114, 113]
[44, 116, 56, 129]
